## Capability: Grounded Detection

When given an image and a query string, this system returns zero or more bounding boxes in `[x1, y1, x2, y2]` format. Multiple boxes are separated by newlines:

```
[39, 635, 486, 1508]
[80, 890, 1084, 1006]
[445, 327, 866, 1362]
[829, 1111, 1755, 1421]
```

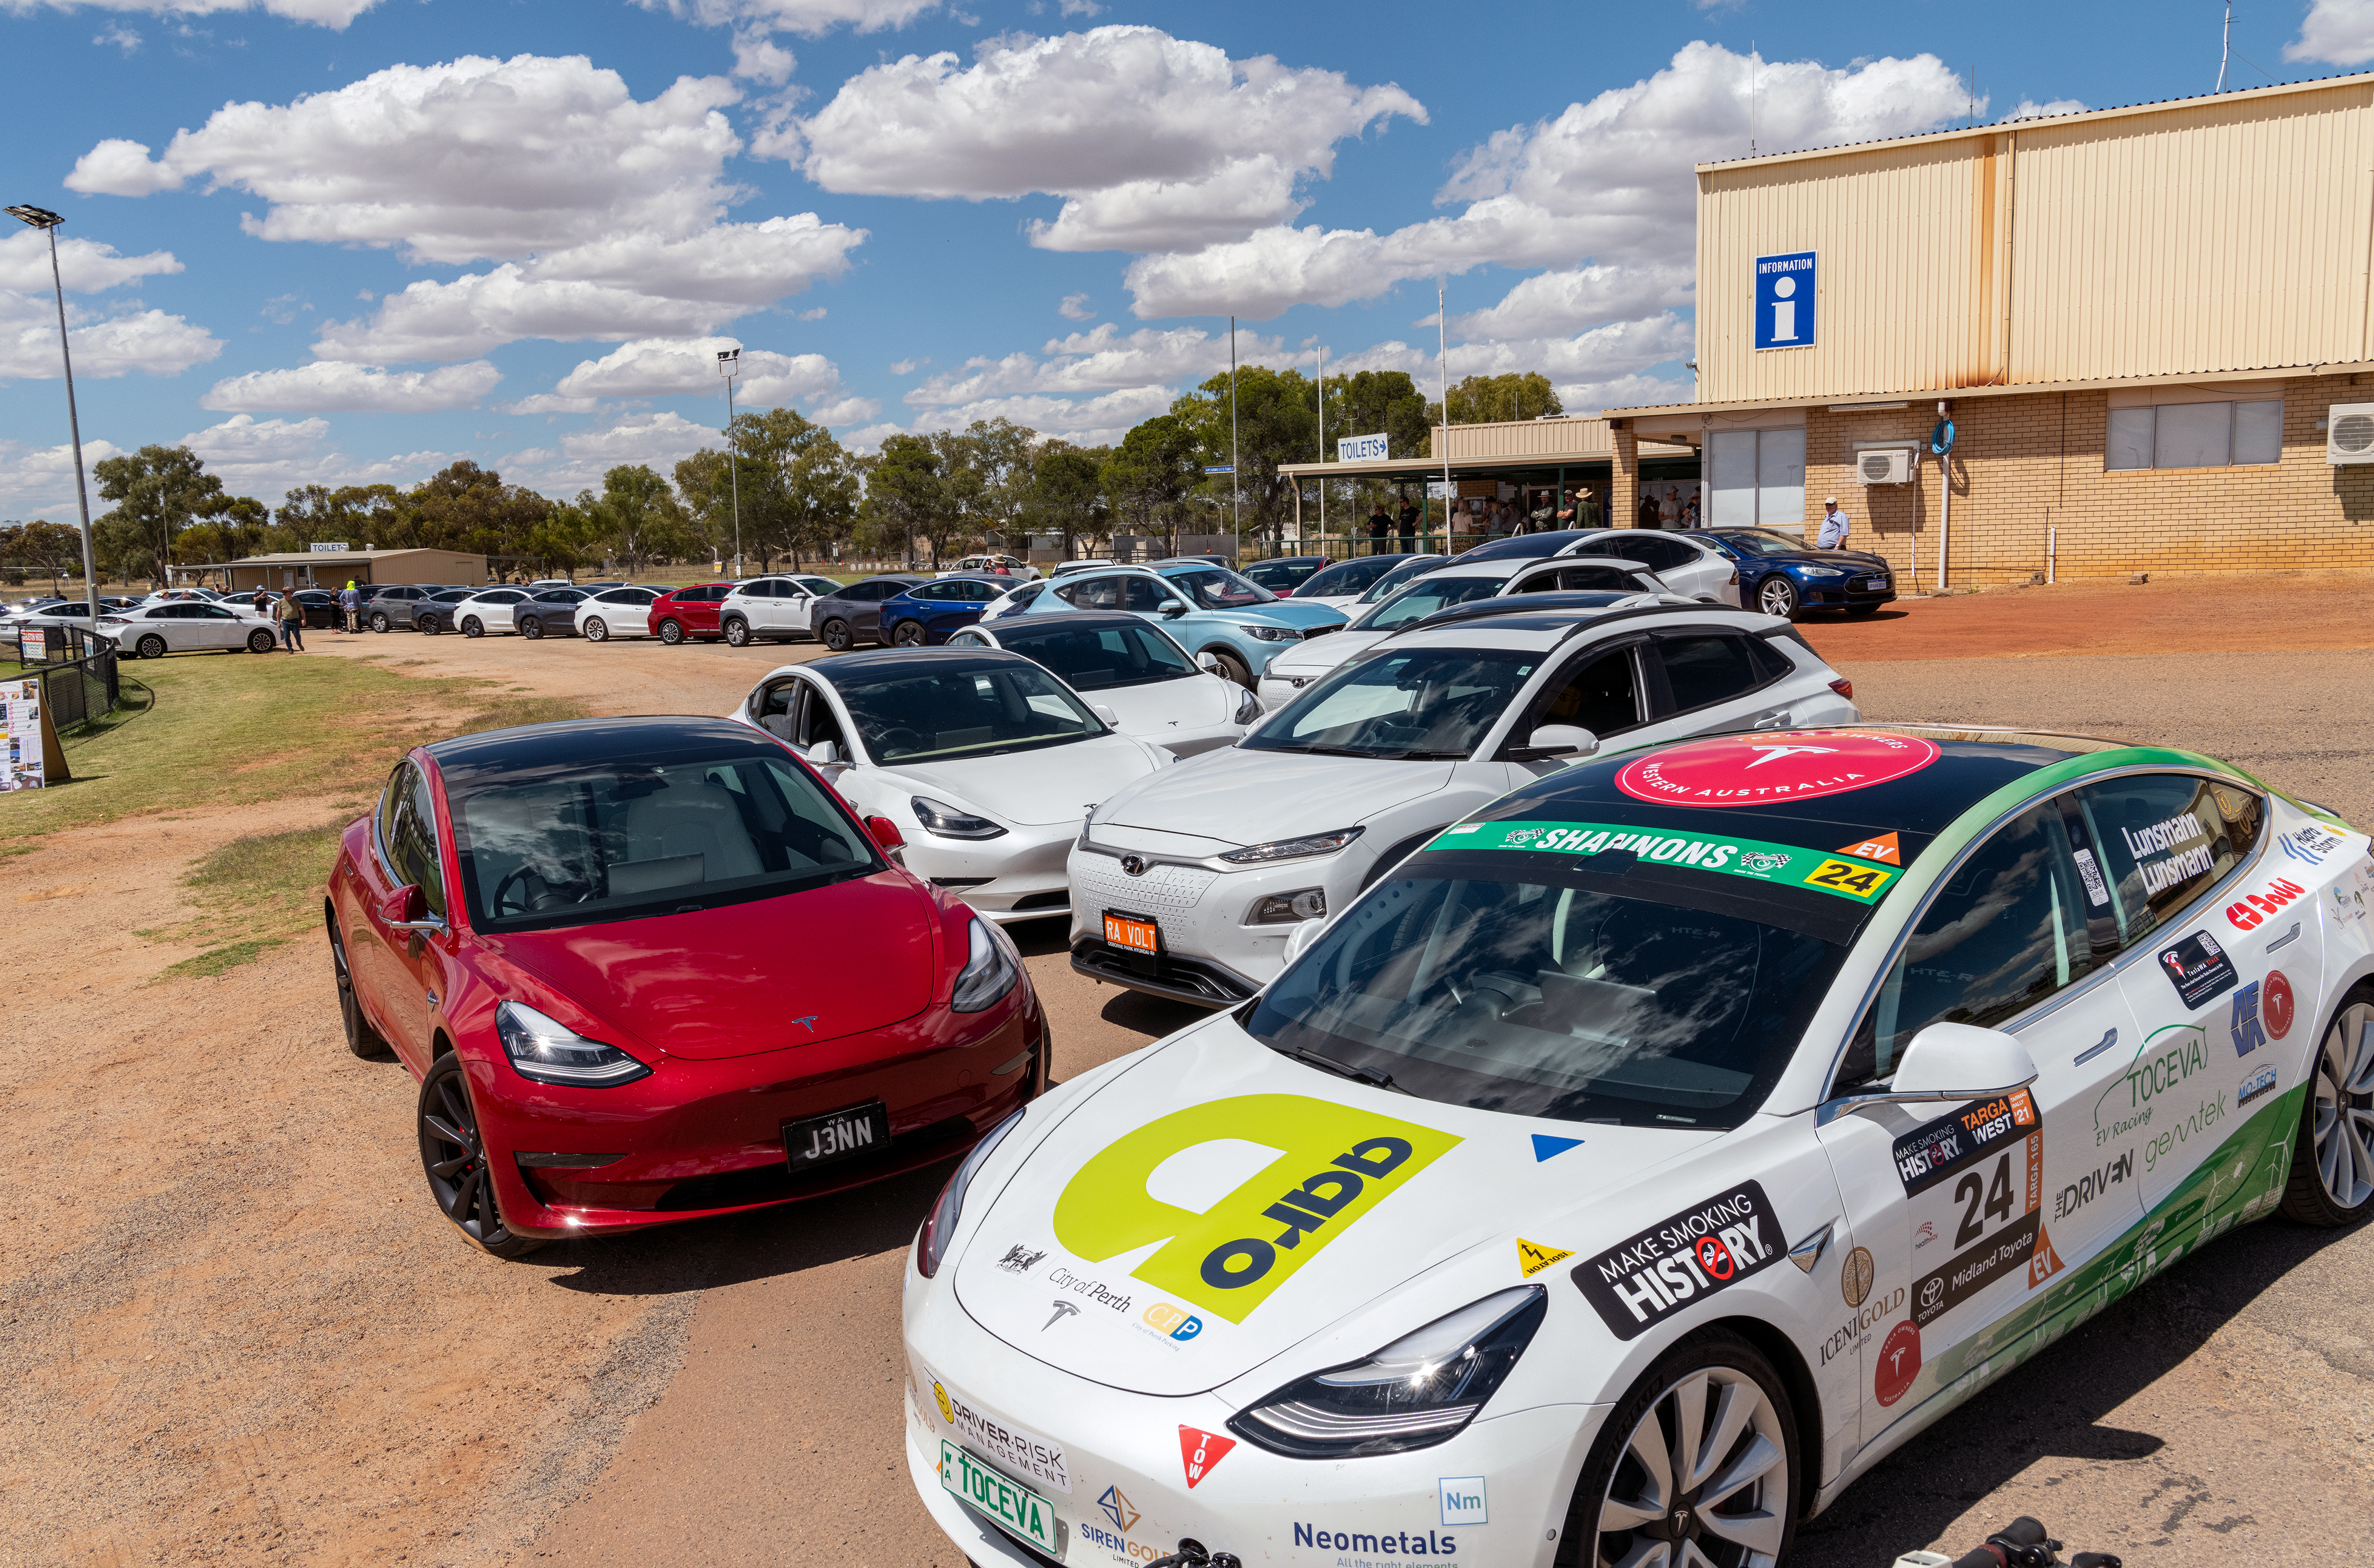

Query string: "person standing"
[1366, 501, 1392, 557]
[339, 580, 361, 633]
[277, 589, 305, 652]
[1636, 489, 1661, 531]
[1817, 495, 1852, 549]
[1396, 498, 1420, 553]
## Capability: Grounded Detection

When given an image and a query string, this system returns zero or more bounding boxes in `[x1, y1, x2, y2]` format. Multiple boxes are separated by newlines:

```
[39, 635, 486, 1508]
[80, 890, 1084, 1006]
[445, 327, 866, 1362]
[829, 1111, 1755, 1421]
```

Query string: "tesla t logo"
[790, 1015, 819, 1033]
[1743, 744, 1839, 769]
[1121, 855, 1147, 877]
[1042, 1301, 1079, 1331]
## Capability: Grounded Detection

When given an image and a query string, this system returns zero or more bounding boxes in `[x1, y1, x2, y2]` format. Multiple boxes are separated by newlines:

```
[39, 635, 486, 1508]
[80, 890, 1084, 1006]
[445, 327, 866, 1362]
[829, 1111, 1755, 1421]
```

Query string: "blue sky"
[5, 0, 2373, 520]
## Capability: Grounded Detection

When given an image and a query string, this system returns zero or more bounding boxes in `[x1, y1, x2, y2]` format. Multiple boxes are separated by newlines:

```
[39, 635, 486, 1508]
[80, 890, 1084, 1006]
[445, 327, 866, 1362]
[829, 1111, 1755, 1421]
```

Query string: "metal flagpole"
[1316, 344, 1326, 543]
[718, 348, 742, 576]
[1438, 277, 1451, 550]
[1229, 317, 1240, 557]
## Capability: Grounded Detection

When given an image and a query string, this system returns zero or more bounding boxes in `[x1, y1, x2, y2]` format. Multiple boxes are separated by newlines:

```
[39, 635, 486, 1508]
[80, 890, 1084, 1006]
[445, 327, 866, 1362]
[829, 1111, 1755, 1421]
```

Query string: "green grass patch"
[0, 652, 589, 846]
[163, 937, 291, 980]
[146, 823, 342, 979]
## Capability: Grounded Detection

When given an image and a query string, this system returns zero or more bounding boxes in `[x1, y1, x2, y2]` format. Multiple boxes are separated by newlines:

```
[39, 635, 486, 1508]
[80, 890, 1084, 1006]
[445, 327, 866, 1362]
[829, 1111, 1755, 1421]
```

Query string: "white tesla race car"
[905, 724, 2374, 1568]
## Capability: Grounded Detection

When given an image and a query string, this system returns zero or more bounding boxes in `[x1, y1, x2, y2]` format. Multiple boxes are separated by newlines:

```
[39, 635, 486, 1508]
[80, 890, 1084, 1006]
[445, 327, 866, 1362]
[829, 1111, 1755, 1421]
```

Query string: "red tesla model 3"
[327, 715, 1045, 1256]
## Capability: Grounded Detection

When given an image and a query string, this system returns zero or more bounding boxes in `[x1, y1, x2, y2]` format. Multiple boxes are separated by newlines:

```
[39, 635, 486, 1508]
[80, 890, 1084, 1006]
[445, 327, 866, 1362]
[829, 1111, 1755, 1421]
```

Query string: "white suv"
[719, 573, 849, 646]
[1067, 599, 1859, 1006]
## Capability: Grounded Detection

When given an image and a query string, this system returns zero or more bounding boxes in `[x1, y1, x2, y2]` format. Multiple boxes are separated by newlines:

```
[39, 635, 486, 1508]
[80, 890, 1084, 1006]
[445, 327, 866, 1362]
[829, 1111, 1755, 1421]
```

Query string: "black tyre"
[247, 628, 276, 653]
[893, 619, 926, 647]
[419, 615, 443, 636]
[2281, 988, 2374, 1225]
[1555, 1328, 1799, 1568]
[1208, 649, 1254, 689]
[368, 611, 391, 632]
[462, 616, 485, 638]
[1845, 603, 1881, 619]
[520, 616, 544, 640]
[820, 618, 852, 652]
[418, 1053, 545, 1259]
[1754, 576, 1801, 619]
[583, 616, 608, 642]
[722, 616, 752, 648]
[328, 908, 391, 1060]
[135, 633, 166, 660]
[658, 618, 685, 645]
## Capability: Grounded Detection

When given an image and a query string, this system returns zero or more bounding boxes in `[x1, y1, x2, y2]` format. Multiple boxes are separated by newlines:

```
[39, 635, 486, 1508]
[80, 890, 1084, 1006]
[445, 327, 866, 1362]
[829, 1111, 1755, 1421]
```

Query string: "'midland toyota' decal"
[1572, 1181, 1782, 1340]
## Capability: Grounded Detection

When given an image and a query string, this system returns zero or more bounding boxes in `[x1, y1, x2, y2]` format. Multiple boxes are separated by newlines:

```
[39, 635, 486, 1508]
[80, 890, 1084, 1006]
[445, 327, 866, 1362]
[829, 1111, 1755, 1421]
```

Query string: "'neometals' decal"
[1434, 819, 1896, 904]
[1572, 1181, 1783, 1340]
[1614, 731, 1941, 808]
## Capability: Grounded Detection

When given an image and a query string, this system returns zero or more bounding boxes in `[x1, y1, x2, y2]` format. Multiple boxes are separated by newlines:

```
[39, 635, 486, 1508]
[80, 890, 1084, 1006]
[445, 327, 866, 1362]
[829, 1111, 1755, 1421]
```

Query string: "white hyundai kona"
[906, 723, 2374, 1568]
[1074, 599, 1857, 1008]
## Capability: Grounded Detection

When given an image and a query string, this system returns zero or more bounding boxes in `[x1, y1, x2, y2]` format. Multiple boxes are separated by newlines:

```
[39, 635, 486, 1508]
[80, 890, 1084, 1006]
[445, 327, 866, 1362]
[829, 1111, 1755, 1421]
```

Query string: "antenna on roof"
[1749, 41, 1757, 157]
[2217, 1, 2232, 93]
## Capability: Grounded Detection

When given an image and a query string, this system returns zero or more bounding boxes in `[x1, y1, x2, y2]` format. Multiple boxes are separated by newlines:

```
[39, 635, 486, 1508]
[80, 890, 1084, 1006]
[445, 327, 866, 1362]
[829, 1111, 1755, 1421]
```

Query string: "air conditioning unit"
[1858, 447, 1914, 486]
[2328, 403, 2374, 464]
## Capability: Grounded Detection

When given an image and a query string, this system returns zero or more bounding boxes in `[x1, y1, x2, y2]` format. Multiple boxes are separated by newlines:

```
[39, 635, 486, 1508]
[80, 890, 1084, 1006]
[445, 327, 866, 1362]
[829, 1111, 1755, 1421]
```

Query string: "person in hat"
[1817, 495, 1852, 550]
[339, 579, 362, 633]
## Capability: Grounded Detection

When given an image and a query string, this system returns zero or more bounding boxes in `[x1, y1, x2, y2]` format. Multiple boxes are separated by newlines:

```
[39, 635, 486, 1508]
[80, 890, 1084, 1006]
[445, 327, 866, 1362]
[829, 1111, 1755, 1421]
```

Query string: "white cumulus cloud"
[1125, 42, 1972, 318]
[792, 26, 1423, 252]
[1, 293, 222, 380]
[3, 0, 381, 25]
[2290, 0, 2374, 63]
[553, 335, 844, 407]
[0, 229, 183, 293]
[505, 410, 723, 494]
[1444, 264, 1693, 343]
[66, 54, 865, 362]
[0, 435, 124, 521]
[177, 414, 455, 504]
[905, 322, 1281, 408]
[910, 385, 1176, 448]
[632, 0, 939, 38]
[200, 360, 503, 413]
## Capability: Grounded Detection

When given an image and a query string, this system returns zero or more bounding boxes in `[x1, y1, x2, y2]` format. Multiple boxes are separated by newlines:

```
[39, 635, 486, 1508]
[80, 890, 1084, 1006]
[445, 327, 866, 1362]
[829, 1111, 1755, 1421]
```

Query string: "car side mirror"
[377, 883, 442, 932]
[1196, 652, 1224, 674]
[1522, 724, 1599, 759]
[1821, 1023, 2039, 1124]
[1160, 601, 1190, 616]
[805, 739, 844, 769]
[1087, 702, 1119, 724]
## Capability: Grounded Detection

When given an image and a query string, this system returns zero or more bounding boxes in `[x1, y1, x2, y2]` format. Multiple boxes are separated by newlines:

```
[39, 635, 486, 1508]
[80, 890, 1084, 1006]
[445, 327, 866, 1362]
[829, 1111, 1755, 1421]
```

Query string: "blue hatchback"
[1700, 527, 1897, 619]
[1023, 561, 1346, 685]
[879, 574, 1007, 646]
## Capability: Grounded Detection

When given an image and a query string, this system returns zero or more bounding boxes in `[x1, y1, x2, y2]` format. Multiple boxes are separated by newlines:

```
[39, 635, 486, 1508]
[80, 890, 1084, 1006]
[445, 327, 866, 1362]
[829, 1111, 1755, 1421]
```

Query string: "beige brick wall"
[1800, 374, 2374, 585]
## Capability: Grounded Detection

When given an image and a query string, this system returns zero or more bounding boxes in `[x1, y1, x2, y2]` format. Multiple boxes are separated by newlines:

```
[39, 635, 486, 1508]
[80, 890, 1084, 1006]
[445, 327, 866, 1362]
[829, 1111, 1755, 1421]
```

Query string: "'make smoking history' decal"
[1573, 1182, 1784, 1340]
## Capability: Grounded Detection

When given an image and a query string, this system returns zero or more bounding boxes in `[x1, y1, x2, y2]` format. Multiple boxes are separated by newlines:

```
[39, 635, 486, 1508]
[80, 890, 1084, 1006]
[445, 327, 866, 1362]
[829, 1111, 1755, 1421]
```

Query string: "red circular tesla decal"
[1874, 1321, 1922, 1408]
[1615, 731, 1943, 809]
[2264, 970, 2295, 1039]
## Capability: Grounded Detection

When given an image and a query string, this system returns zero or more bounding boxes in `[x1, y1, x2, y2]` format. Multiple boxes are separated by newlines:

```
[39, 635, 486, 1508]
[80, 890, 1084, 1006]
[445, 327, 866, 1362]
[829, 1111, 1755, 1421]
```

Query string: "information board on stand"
[2, 677, 68, 790]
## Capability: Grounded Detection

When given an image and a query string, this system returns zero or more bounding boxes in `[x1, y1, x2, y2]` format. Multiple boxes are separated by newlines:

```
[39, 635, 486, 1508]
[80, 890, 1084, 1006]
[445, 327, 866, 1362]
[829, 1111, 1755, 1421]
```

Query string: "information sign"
[1754, 251, 1817, 350]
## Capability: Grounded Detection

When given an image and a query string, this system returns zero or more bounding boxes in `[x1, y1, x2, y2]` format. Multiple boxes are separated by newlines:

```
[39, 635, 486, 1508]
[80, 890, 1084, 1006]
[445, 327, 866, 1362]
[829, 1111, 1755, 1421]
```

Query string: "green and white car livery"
[901, 725, 2373, 1568]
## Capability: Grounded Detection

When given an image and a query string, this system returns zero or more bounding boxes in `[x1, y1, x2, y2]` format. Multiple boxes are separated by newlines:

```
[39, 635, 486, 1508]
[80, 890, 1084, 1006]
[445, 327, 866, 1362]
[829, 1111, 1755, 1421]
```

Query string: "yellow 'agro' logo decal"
[1052, 1095, 1461, 1323]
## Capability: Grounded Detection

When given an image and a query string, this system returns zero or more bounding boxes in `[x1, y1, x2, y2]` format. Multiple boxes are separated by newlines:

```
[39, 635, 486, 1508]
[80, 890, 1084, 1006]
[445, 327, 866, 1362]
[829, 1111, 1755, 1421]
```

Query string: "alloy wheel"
[521, 616, 543, 639]
[723, 618, 750, 647]
[2314, 1000, 2374, 1209]
[136, 633, 166, 659]
[369, 612, 390, 632]
[420, 615, 442, 635]
[583, 617, 608, 641]
[329, 915, 387, 1059]
[659, 619, 684, 645]
[463, 617, 484, 638]
[248, 629, 275, 653]
[417, 1059, 541, 1257]
[1594, 1366, 1789, 1568]
[822, 619, 850, 651]
[894, 620, 925, 646]
[1755, 578, 1799, 618]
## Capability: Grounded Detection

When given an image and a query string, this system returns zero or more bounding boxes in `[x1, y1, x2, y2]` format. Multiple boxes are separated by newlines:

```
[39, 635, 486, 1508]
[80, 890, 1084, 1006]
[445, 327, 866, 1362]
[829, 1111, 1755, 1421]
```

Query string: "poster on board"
[2, 678, 51, 790]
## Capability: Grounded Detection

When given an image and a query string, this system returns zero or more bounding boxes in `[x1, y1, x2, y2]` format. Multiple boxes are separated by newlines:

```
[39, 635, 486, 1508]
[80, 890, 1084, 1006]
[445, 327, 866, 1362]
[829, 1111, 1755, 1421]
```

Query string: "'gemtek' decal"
[1436, 818, 1896, 903]
[1614, 730, 1940, 808]
[2158, 930, 2239, 1009]
[1572, 1181, 1783, 1340]
[1052, 1096, 1460, 1323]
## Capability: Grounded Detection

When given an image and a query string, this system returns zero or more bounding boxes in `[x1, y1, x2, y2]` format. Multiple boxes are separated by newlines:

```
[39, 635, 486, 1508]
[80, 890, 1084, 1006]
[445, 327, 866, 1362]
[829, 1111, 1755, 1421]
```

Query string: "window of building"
[1707, 428, 1806, 528]
[2105, 399, 2282, 471]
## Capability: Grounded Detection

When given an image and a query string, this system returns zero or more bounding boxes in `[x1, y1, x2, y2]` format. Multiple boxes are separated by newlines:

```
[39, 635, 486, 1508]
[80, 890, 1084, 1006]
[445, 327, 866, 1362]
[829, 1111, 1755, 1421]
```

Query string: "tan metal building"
[1605, 72, 2374, 585]
[209, 548, 487, 591]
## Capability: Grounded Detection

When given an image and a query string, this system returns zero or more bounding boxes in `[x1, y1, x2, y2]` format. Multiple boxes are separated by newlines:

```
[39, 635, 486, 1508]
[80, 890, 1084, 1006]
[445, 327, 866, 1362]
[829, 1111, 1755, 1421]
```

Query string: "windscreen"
[1357, 556, 1447, 603]
[1244, 647, 1536, 760]
[1352, 573, 1514, 630]
[449, 752, 878, 931]
[996, 620, 1196, 688]
[1246, 870, 1842, 1127]
[836, 658, 1107, 762]
[1706, 529, 1811, 555]
[1169, 567, 1278, 608]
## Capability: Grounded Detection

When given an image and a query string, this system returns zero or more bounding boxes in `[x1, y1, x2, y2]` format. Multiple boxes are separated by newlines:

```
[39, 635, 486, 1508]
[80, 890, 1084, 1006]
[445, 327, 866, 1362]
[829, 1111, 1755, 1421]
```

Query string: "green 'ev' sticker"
[1052, 1095, 1461, 1323]
[1428, 818, 1898, 903]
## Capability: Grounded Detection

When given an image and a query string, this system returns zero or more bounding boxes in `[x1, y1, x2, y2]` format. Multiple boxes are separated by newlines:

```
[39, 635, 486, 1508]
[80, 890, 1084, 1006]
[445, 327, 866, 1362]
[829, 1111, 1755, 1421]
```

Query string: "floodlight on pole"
[7, 204, 101, 633]
[717, 348, 742, 578]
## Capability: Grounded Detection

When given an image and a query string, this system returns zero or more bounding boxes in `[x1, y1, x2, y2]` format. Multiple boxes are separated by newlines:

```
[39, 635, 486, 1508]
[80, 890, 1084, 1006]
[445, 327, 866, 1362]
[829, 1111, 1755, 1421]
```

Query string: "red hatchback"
[326, 716, 1045, 1256]
[647, 582, 735, 644]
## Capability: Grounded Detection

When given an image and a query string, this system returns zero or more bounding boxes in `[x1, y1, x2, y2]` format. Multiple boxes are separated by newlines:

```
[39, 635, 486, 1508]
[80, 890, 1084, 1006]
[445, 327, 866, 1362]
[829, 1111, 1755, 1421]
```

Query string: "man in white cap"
[1816, 495, 1852, 550]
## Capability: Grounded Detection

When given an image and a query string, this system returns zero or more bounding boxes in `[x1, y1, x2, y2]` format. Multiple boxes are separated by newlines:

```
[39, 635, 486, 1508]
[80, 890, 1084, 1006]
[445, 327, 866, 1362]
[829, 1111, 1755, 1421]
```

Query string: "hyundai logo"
[1121, 855, 1147, 877]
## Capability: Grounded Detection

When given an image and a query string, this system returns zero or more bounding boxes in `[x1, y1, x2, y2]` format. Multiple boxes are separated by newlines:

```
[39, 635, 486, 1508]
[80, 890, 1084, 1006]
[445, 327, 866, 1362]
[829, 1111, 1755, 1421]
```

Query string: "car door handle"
[2074, 1027, 2118, 1067]
[1749, 706, 1792, 730]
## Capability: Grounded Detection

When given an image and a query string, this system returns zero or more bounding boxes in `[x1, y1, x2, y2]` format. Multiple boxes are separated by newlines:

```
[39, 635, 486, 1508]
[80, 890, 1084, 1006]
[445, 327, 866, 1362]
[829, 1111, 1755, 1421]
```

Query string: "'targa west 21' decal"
[1053, 1096, 1460, 1323]
[1572, 1182, 1782, 1340]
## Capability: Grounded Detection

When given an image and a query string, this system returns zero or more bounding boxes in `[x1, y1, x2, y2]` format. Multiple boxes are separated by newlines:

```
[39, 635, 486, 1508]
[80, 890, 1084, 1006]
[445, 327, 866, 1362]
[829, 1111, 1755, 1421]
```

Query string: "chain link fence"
[5, 624, 122, 729]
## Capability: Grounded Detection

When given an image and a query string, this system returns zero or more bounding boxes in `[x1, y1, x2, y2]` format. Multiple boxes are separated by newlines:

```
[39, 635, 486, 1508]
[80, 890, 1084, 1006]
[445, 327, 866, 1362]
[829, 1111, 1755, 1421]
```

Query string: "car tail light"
[1829, 677, 1854, 700]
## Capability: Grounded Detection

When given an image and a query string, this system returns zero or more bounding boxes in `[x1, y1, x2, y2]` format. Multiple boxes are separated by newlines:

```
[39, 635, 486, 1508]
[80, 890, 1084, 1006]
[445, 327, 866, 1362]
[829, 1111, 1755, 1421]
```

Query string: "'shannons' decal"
[1434, 818, 1897, 903]
[1572, 1181, 1783, 1340]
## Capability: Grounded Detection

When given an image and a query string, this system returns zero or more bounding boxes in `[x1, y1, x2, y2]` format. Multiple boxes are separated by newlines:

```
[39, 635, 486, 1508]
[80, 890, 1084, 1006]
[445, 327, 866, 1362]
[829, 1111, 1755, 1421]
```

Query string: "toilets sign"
[1754, 252, 1817, 350]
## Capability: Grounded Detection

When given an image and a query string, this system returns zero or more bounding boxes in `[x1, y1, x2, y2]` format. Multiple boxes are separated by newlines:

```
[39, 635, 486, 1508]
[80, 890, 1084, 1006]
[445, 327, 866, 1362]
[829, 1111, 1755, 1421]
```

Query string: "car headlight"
[1231, 1286, 1548, 1458]
[952, 917, 1020, 1012]
[912, 795, 1008, 840]
[495, 1000, 652, 1086]
[1248, 887, 1325, 925]
[1218, 826, 1364, 865]
[1800, 566, 1846, 579]
[1232, 686, 1263, 724]
[1240, 622, 1301, 642]
[916, 1105, 1026, 1277]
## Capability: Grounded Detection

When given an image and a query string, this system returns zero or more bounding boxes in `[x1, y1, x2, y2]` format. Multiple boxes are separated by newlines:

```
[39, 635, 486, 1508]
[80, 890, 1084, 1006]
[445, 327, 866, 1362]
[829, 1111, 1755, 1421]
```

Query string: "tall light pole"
[1437, 276, 1452, 550]
[8, 205, 100, 631]
[717, 347, 742, 577]
[1228, 316, 1240, 559]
